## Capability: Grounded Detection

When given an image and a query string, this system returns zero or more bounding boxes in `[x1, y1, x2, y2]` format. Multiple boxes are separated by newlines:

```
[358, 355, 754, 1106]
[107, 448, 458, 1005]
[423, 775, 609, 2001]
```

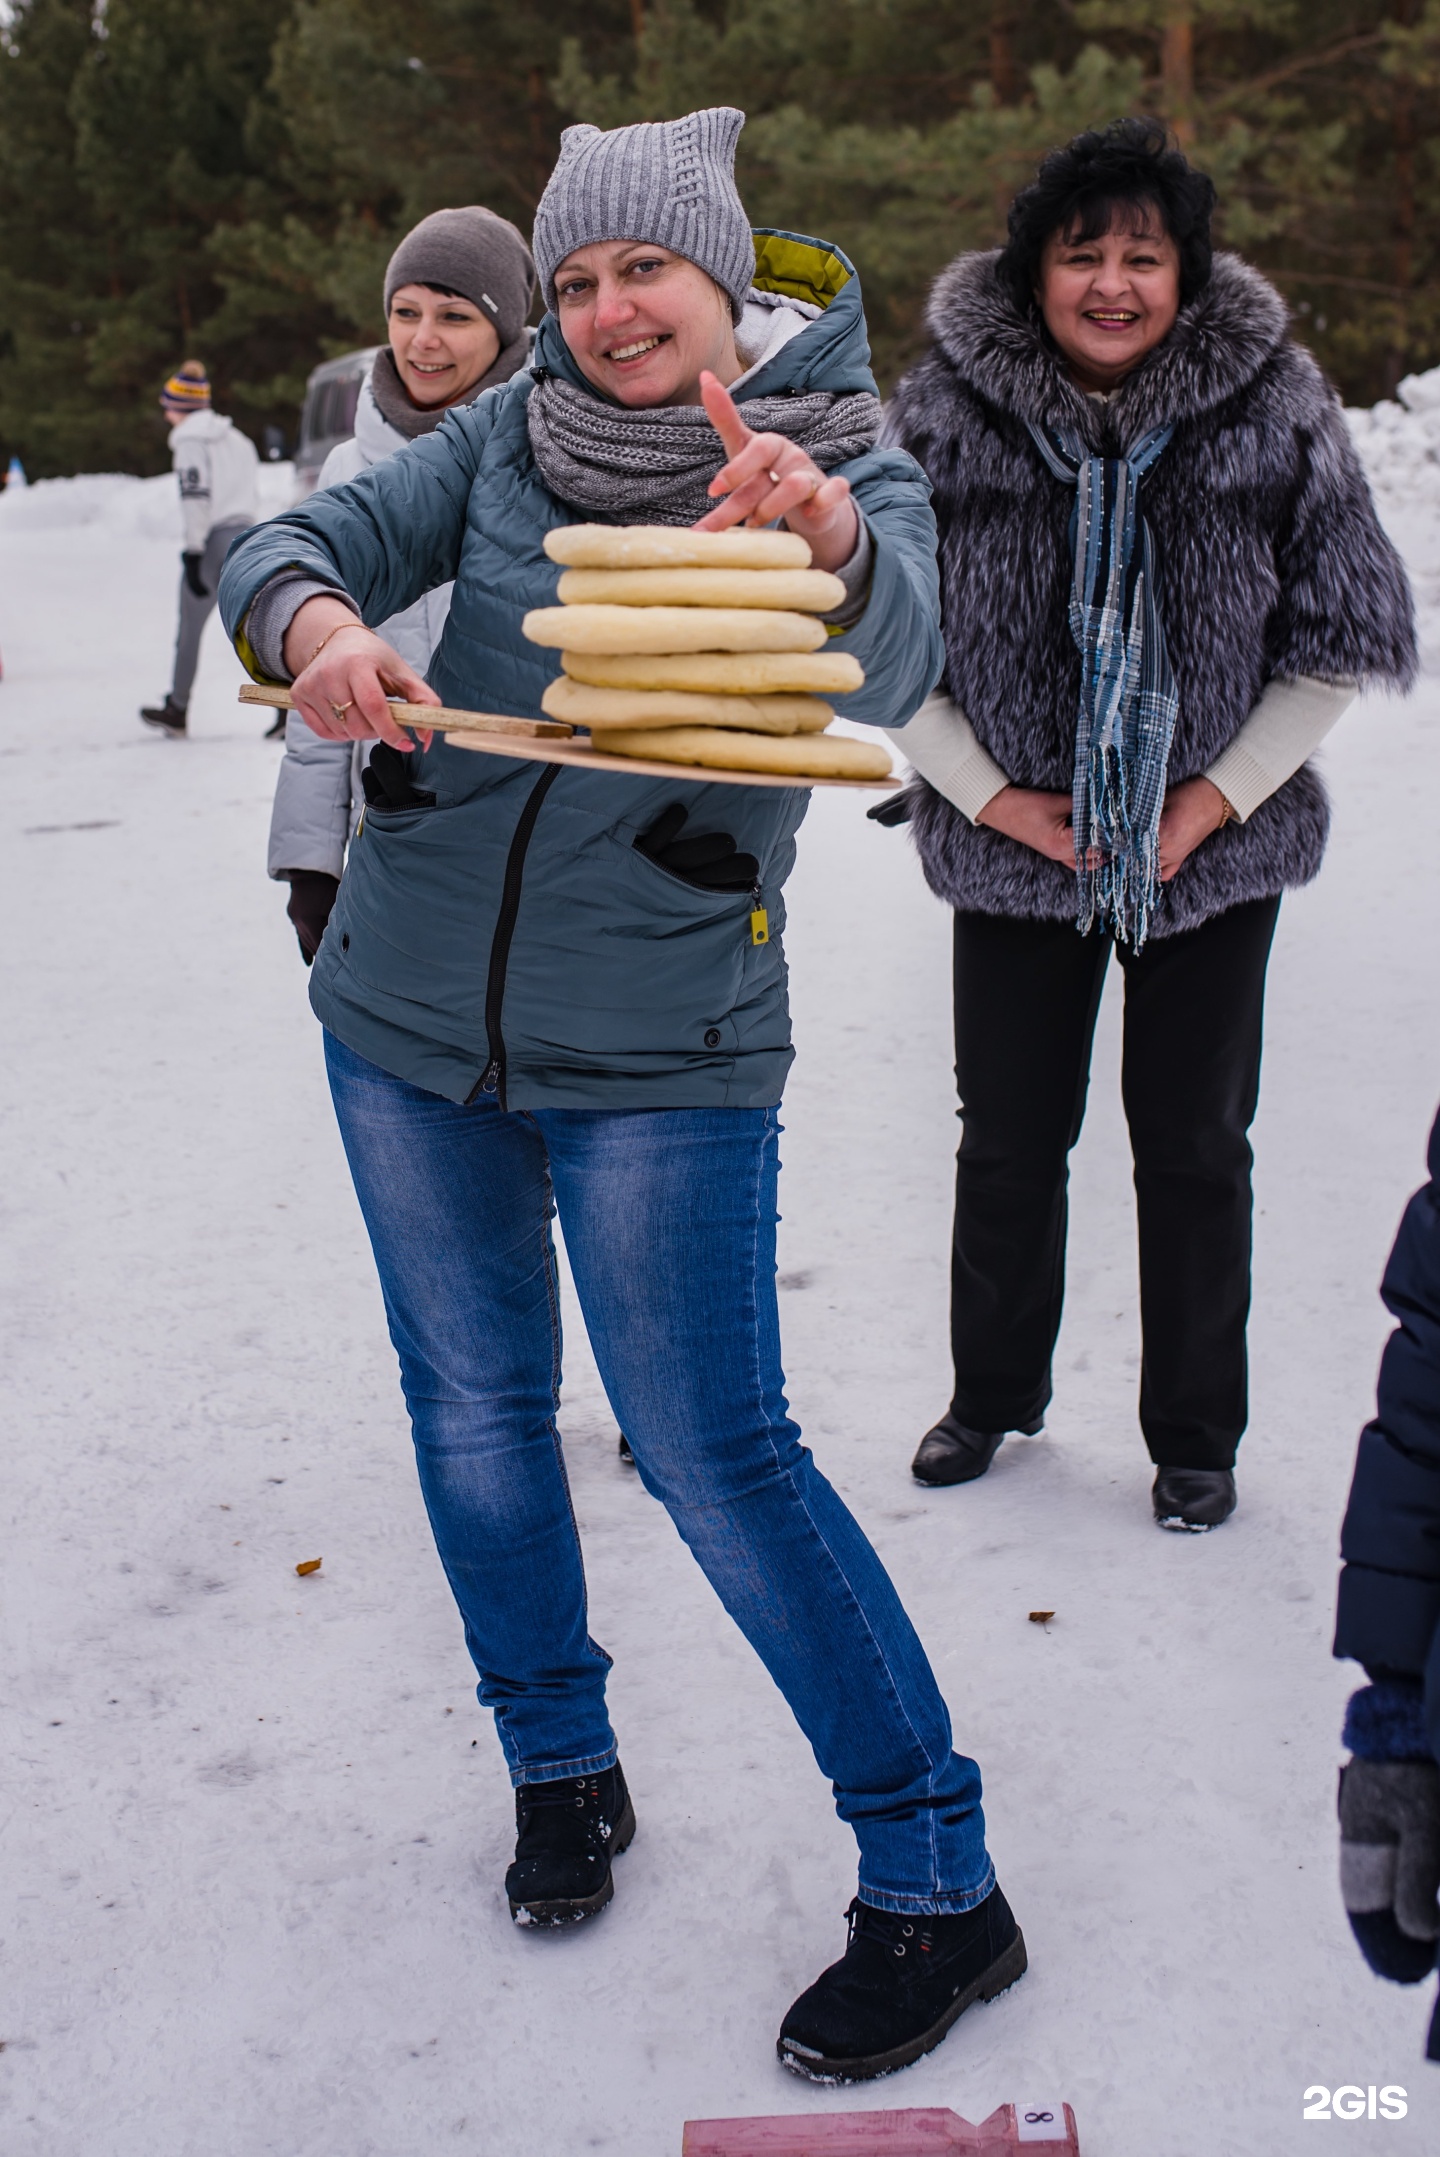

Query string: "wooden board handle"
[238, 683, 573, 741]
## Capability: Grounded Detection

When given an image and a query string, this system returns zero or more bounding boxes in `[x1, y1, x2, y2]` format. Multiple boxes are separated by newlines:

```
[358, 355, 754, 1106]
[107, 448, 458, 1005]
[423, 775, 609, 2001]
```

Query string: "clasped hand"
[977, 774, 1228, 881]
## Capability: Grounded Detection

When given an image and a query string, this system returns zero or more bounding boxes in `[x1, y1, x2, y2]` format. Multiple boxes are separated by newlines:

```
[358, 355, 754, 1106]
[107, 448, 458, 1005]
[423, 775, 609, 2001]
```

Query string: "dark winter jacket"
[218, 233, 943, 1109]
[1335, 1107, 1440, 1765]
[886, 250, 1416, 936]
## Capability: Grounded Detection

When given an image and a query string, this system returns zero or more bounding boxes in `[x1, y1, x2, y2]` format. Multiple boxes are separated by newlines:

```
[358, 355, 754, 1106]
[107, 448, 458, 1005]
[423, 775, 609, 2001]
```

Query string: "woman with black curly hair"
[886, 118, 1415, 1530]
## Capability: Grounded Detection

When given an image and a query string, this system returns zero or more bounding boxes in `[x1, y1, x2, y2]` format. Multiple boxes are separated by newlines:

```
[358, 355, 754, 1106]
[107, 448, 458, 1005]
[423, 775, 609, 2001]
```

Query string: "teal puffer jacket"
[220, 233, 943, 1109]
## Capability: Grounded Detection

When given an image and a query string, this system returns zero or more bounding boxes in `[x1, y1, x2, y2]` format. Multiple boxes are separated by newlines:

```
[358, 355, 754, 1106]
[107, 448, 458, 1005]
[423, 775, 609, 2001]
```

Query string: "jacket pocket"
[628, 844, 754, 908]
[353, 800, 438, 839]
[612, 831, 758, 936]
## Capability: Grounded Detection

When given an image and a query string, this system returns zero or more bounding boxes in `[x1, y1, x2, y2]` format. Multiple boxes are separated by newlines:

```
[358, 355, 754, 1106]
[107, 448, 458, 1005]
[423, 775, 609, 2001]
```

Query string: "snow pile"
[0, 460, 298, 543]
[1347, 366, 1440, 504]
[1347, 367, 1440, 669]
[0, 470, 183, 540]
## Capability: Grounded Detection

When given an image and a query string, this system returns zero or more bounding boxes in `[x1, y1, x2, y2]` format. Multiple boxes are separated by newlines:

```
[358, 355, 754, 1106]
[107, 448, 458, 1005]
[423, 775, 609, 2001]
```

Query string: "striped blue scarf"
[1027, 421, 1178, 948]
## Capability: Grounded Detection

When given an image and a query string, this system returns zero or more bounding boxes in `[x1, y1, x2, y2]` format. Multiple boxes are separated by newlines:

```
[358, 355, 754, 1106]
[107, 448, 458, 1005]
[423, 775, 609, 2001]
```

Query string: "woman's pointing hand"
[693, 371, 860, 573]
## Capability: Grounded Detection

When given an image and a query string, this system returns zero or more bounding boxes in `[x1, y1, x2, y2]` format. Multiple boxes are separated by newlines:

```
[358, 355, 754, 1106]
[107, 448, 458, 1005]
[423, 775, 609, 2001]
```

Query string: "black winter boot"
[140, 697, 187, 737]
[911, 1410, 1041, 1487]
[505, 1763, 635, 1927]
[1152, 1467, 1236, 1531]
[777, 1885, 1027, 2082]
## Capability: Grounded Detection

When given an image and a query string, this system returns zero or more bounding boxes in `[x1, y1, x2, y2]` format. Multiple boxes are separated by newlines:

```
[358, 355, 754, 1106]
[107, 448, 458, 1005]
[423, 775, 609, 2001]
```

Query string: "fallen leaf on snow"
[295, 1558, 322, 1577]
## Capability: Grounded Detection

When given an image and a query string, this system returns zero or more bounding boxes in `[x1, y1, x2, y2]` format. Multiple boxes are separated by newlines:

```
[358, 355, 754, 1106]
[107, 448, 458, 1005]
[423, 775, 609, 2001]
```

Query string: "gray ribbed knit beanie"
[384, 207, 536, 348]
[531, 108, 754, 317]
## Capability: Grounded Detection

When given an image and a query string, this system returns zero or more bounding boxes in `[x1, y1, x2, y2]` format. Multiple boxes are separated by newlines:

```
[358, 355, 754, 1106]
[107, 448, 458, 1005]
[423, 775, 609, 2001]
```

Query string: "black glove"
[1339, 1756, 1440, 1983]
[867, 790, 913, 828]
[283, 870, 340, 966]
[182, 550, 208, 599]
[361, 743, 436, 812]
[634, 803, 759, 893]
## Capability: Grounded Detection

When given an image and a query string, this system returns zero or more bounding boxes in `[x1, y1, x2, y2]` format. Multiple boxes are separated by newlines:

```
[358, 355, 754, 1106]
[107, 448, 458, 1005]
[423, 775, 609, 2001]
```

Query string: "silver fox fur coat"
[886, 249, 1417, 935]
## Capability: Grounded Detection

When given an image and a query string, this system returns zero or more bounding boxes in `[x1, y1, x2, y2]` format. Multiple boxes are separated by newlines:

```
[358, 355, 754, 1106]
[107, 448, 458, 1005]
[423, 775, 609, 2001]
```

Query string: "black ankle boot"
[505, 1763, 635, 1927]
[1152, 1466, 1236, 1531]
[777, 1885, 1027, 2082]
[911, 1410, 1040, 1487]
[140, 697, 187, 737]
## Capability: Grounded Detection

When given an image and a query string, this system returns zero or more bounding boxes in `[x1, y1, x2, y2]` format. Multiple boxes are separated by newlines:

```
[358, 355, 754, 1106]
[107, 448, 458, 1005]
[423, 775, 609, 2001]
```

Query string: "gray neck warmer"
[370, 334, 531, 440]
[526, 372, 882, 527]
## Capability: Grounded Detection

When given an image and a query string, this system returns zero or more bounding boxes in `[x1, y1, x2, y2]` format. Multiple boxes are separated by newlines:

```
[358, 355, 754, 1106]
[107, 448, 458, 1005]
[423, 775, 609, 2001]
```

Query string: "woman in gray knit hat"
[270, 205, 537, 966]
[222, 106, 1024, 2084]
[378, 205, 535, 427]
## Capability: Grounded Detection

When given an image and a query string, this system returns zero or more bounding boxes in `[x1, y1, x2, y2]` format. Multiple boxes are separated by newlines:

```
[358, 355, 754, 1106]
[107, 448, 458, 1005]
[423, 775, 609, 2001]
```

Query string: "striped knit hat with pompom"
[160, 361, 211, 410]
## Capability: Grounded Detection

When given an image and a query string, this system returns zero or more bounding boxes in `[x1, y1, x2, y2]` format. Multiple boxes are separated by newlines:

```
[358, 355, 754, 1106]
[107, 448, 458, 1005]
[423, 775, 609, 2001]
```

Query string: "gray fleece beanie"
[384, 207, 536, 349]
[531, 107, 755, 317]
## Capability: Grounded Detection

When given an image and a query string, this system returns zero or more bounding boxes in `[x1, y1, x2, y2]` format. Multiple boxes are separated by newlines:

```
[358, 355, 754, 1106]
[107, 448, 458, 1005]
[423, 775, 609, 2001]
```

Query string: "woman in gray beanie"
[221, 106, 1023, 2084]
[380, 204, 535, 428]
[270, 205, 537, 965]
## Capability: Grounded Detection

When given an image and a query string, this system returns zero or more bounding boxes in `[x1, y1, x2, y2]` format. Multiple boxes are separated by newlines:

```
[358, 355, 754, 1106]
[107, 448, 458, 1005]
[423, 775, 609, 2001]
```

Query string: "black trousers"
[949, 895, 1281, 1470]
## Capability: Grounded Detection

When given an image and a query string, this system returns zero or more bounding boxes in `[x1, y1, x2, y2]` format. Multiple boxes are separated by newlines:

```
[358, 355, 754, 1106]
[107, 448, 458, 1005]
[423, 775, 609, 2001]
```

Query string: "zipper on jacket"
[469, 764, 561, 1109]
[749, 882, 769, 946]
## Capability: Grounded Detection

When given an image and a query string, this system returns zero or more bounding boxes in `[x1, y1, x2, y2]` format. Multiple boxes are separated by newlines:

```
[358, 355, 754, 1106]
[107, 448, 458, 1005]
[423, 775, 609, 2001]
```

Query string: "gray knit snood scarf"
[370, 335, 531, 441]
[526, 371, 882, 527]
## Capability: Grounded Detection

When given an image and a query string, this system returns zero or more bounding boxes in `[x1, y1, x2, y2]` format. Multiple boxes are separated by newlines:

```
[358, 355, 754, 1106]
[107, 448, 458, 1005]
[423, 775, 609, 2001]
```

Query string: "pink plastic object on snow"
[681, 2101, 1080, 2155]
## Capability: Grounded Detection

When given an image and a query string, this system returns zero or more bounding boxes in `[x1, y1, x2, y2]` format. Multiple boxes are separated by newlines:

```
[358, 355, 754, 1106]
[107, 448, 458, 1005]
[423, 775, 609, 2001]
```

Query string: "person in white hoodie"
[141, 361, 261, 737]
[268, 206, 536, 963]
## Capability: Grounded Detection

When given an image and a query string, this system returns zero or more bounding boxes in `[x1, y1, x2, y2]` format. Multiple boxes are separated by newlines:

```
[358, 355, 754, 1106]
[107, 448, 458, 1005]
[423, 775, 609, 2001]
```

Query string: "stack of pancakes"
[520, 524, 891, 780]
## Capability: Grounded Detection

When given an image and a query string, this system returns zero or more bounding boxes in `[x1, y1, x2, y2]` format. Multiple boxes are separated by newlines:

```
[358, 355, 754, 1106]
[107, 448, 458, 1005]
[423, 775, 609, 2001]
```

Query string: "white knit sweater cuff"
[1204, 675, 1357, 822]
[1202, 741, 1277, 825]
[893, 692, 1010, 824]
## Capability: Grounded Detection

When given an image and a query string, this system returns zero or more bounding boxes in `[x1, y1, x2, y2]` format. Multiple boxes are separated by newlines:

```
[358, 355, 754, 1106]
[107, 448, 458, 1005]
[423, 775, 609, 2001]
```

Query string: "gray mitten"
[1339, 1758, 1440, 1980]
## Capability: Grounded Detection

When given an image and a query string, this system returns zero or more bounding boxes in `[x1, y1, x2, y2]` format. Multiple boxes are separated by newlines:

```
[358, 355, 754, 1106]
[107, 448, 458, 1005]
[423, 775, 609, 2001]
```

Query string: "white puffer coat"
[266, 376, 455, 880]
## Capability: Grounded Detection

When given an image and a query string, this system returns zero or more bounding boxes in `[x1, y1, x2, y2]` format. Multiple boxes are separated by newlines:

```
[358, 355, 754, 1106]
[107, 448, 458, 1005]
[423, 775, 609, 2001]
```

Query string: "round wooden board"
[445, 727, 896, 790]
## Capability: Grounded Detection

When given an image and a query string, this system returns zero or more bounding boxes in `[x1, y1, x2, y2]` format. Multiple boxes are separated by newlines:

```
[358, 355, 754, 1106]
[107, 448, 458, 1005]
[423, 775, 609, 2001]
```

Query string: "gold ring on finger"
[330, 700, 354, 721]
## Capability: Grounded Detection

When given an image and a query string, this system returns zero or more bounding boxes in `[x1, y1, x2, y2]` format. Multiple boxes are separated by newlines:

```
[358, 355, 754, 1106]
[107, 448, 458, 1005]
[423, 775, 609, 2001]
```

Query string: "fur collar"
[924, 249, 1290, 440]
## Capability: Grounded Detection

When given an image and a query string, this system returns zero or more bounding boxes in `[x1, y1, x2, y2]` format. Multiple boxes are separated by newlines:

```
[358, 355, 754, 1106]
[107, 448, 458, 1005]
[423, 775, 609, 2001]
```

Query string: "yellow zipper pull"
[750, 884, 769, 946]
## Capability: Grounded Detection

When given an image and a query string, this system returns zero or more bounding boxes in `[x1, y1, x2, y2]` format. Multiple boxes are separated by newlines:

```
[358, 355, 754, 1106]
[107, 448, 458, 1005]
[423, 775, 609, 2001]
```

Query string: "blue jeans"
[325, 1033, 994, 1914]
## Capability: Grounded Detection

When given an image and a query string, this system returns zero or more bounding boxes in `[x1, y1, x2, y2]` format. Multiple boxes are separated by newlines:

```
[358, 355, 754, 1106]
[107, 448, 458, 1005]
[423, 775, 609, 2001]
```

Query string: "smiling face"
[1037, 204, 1182, 392]
[552, 240, 741, 408]
[387, 284, 502, 410]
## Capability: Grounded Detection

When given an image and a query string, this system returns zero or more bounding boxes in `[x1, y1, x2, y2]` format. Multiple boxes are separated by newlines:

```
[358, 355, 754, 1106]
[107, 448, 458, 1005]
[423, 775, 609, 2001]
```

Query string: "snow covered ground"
[3, 405, 1440, 2157]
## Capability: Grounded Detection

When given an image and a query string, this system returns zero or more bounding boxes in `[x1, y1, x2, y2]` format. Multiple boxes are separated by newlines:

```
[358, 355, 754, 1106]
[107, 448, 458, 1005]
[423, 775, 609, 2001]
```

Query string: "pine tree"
[218, 0, 637, 397]
[555, 0, 1440, 397]
[0, 0, 121, 472]
[1074, 0, 1440, 394]
[0, 0, 637, 474]
[553, 2, 1144, 382]
[2, 0, 1438, 475]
